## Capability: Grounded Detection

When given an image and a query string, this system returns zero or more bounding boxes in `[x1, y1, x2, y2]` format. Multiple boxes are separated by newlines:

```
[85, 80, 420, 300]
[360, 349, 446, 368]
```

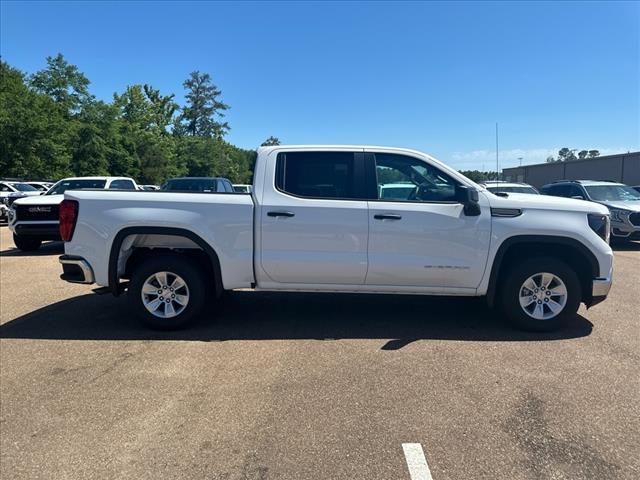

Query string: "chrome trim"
[592, 277, 612, 297]
[59, 257, 95, 284]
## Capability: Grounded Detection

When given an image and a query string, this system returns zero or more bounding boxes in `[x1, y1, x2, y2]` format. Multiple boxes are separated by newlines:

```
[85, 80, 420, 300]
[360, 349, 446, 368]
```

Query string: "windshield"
[585, 185, 640, 202]
[487, 186, 539, 194]
[12, 183, 39, 192]
[162, 179, 219, 192]
[47, 179, 107, 195]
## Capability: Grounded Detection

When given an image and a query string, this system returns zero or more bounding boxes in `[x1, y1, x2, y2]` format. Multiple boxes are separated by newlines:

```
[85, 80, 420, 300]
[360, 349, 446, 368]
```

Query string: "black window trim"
[274, 151, 368, 201]
[364, 152, 462, 204]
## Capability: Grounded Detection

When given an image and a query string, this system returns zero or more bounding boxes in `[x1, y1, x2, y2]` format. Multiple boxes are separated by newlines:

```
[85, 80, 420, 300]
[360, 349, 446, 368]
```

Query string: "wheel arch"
[486, 235, 599, 307]
[108, 226, 223, 297]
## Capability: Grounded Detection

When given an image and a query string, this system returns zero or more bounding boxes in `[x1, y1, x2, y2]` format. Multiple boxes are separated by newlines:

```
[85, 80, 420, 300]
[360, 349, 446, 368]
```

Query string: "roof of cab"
[56, 176, 135, 181]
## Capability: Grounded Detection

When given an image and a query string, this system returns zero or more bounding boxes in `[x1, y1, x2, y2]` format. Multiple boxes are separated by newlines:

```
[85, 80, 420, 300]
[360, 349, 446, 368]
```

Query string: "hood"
[0, 191, 41, 198]
[595, 200, 640, 212]
[12, 194, 64, 206]
[485, 191, 609, 215]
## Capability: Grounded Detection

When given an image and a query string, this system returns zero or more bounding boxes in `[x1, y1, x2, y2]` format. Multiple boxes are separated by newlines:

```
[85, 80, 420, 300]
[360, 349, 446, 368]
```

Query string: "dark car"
[540, 180, 640, 241]
[161, 177, 234, 193]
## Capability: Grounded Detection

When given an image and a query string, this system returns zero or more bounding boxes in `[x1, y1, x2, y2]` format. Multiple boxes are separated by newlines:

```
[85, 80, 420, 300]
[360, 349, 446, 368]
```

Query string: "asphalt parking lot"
[1, 225, 639, 480]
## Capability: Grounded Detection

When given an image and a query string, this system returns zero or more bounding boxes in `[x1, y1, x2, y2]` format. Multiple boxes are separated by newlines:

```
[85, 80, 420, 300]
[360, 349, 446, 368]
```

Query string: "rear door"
[365, 151, 491, 290]
[258, 149, 369, 285]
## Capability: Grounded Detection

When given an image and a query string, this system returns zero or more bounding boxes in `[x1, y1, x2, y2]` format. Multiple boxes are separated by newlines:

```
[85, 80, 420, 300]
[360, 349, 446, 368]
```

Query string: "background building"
[503, 151, 640, 187]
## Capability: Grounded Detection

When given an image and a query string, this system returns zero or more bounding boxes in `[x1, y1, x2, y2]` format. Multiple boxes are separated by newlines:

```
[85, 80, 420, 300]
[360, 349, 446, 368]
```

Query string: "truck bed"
[64, 190, 255, 289]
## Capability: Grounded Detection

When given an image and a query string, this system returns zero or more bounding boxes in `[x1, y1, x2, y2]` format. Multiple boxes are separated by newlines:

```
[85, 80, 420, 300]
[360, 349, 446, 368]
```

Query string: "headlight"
[588, 213, 610, 244]
[608, 208, 627, 223]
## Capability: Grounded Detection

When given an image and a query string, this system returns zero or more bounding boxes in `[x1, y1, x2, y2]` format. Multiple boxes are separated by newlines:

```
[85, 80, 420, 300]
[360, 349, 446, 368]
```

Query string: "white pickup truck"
[59, 146, 613, 331]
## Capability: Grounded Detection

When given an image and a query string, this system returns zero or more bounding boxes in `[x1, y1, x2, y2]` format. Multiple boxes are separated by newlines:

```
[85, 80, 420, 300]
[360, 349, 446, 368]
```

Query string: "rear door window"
[276, 151, 360, 199]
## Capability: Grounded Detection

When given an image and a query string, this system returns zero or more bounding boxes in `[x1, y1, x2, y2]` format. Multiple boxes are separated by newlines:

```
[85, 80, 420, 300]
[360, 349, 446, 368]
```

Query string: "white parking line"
[402, 443, 434, 480]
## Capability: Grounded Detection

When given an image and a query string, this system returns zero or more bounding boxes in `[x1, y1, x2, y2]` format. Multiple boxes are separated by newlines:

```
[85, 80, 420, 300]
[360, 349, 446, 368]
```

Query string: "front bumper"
[10, 222, 61, 240]
[59, 255, 95, 284]
[589, 276, 612, 307]
[610, 218, 640, 238]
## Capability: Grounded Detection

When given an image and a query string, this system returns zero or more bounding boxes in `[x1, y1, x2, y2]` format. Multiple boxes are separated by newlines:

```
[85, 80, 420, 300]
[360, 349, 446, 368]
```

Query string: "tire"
[128, 254, 206, 330]
[500, 257, 582, 332]
[13, 234, 42, 251]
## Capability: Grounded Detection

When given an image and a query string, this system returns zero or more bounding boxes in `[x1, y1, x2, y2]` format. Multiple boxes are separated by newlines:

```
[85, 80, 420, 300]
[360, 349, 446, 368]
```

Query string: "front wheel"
[500, 257, 582, 332]
[128, 255, 206, 330]
[13, 234, 42, 251]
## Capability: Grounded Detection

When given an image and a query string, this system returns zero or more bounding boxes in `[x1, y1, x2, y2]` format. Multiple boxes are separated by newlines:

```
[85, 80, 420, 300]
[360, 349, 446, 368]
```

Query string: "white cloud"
[449, 147, 636, 170]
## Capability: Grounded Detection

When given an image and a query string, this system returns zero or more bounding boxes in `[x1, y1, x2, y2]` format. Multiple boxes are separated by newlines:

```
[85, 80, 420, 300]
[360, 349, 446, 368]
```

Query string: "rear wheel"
[128, 254, 206, 330]
[13, 234, 42, 251]
[500, 257, 581, 332]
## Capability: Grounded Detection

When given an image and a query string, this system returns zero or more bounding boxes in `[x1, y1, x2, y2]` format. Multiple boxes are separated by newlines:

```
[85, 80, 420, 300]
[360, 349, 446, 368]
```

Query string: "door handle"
[267, 211, 295, 218]
[374, 214, 402, 220]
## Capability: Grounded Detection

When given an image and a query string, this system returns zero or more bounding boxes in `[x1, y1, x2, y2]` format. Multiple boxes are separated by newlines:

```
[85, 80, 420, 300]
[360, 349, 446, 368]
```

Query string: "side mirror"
[571, 195, 584, 200]
[456, 185, 481, 216]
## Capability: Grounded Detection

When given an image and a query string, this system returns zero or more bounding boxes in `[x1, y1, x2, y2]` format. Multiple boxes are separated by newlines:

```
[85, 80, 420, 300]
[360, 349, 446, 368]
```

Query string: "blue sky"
[1, 1, 638, 169]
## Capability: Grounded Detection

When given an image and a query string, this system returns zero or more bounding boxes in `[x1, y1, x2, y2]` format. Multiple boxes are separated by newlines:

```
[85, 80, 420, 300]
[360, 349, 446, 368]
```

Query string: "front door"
[365, 151, 491, 290]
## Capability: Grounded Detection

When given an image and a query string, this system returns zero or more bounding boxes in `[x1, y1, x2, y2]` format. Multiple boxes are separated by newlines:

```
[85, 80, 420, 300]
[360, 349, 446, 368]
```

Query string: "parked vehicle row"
[7, 176, 138, 250]
[7, 175, 243, 248]
[55, 145, 613, 334]
[481, 181, 540, 195]
[479, 179, 640, 241]
[161, 177, 234, 193]
[540, 180, 640, 241]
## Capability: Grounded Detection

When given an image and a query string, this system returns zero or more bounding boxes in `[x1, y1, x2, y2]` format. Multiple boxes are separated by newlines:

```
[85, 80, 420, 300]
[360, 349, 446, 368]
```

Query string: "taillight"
[59, 200, 79, 241]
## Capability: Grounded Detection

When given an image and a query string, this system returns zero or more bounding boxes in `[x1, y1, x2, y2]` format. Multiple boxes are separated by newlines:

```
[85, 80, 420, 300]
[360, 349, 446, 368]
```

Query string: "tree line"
[0, 54, 280, 185]
[546, 147, 600, 163]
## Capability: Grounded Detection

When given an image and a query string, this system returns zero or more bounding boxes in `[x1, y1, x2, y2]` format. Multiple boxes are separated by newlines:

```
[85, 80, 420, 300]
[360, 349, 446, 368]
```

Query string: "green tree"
[113, 85, 154, 129]
[77, 100, 136, 177]
[176, 71, 229, 138]
[261, 136, 281, 146]
[553, 148, 600, 162]
[459, 170, 501, 183]
[138, 133, 181, 184]
[29, 53, 91, 114]
[174, 136, 220, 177]
[143, 84, 178, 133]
[71, 123, 109, 176]
[0, 61, 72, 179]
[557, 148, 578, 162]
